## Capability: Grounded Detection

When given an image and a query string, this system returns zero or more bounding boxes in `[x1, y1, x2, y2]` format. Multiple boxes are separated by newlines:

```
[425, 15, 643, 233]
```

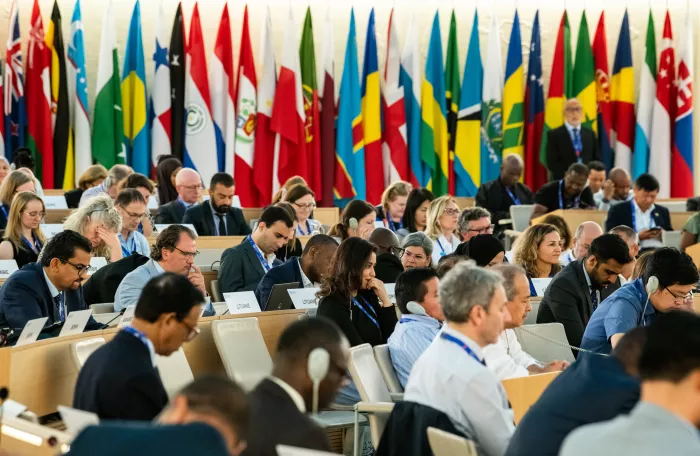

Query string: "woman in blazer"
[514, 223, 563, 296]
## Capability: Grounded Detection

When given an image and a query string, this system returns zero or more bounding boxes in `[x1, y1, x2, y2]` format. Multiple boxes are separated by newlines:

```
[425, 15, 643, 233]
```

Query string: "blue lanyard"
[351, 296, 380, 330]
[387, 217, 403, 232]
[297, 220, 312, 236]
[436, 239, 446, 257]
[248, 236, 271, 272]
[528, 276, 537, 297]
[440, 333, 485, 366]
[23, 236, 41, 252]
[399, 318, 416, 324]
[123, 326, 151, 350]
[120, 233, 135, 258]
[0, 205, 7, 220]
[505, 186, 521, 206]
[558, 180, 580, 210]
[630, 200, 655, 232]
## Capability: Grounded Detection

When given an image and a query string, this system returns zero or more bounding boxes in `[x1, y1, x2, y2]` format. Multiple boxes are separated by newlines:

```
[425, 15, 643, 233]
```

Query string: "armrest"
[389, 393, 404, 402]
[329, 403, 354, 412]
[354, 402, 395, 414]
[498, 218, 513, 225]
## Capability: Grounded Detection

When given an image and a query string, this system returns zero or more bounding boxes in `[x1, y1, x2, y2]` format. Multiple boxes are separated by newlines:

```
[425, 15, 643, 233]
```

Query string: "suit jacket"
[83, 254, 149, 305]
[154, 200, 187, 224]
[604, 200, 673, 232]
[64, 188, 83, 209]
[255, 257, 304, 310]
[218, 238, 282, 293]
[114, 259, 164, 311]
[67, 422, 229, 456]
[73, 330, 168, 421]
[476, 178, 535, 232]
[182, 202, 251, 236]
[242, 378, 331, 456]
[374, 252, 404, 284]
[537, 260, 620, 353]
[546, 125, 601, 180]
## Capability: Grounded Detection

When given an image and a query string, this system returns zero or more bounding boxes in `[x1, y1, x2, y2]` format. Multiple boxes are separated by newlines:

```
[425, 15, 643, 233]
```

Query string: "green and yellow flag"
[573, 12, 597, 133]
[445, 11, 460, 195]
[503, 10, 524, 161]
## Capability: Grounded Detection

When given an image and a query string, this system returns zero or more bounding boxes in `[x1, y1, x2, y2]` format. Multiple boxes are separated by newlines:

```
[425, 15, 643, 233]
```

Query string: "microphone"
[639, 276, 659, 326]
[104, 309, 126, 327]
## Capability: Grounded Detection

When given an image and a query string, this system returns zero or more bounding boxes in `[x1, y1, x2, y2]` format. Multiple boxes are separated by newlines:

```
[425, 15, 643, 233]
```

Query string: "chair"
[514, 323, 576, 363]
[510, 205, 535, 233]
[155, 347, 194, 399]
[70, 338, 106, 371]
[276, 445, 336, 456]
[372, 345, 403, 394]
[663, 201, 687, 213]
[90, 303, 114, 314]
[211, 279, 224, 303]
[427, 427, 477, 456]
[212, 318, 273, 391]
[525, 299, 540, 325]
[662, 230, 682, 249]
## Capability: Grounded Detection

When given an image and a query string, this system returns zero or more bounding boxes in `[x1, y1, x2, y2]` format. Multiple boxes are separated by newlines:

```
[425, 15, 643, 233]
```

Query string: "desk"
[43, 189, 66, 197]
[0, 416, 72, 455]
[501, 371, 559, 424]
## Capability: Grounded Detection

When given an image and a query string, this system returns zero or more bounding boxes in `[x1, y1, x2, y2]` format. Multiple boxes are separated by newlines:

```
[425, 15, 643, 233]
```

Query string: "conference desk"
[502, 371, 559, 424]
[532, 209, 693, 234]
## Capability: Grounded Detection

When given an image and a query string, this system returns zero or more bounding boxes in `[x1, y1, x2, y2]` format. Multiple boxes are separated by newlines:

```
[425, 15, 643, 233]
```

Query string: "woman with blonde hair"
[376, 181, 411, 232]
[424, 196, 460, 265]
[63, 194, 123, 262]
[272, 175, 307, 204]
[0, 192, 47, 267]
[65, 164, 109, 208]
[514, 223, 563, 296]
[0, 170, 35, 229]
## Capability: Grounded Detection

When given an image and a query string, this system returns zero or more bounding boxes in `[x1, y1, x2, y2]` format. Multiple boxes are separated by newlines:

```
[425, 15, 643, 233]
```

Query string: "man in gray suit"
[115, 225, 207, 311]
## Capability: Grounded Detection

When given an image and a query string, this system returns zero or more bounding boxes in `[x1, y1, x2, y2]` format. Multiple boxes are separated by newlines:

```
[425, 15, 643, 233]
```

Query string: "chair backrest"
[510, 205, 535, 233]
[427, 427, 478, 456]
[276, 445, 337, 456]
[372, 345, 403, 393]
[514, 323, 576, 363]
[90, 303, 115, 314]
[525, 299, 540, 325]
[155, 347, 194, 399]
[663, 201, 687, 213]
[70, 338, 106, 371]
[211, 279, 224, 302]
[662, 230, 682, 249]
[212, 317, 273, 391]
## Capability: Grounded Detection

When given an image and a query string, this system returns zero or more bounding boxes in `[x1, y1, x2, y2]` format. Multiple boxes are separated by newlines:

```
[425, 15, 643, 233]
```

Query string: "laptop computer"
[265, 283, 302, 311]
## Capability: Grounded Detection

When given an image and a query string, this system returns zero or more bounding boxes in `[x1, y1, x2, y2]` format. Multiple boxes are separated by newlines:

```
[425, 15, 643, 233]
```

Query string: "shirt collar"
[269, 376, 306, 413]
[177, 197, 194, 208]
[298, 258, 315, 288]
[42, 267, 60, 298]
[582, 261, 593, 289]
[632, 198, 655, 215]
[250, 237, 276, 266]
[564, 121, 579, 133]
[118, 231, 134, 243]
[152, 259, 166, 275]
[126, 326, 157, 367]
[633, 402, 700, 438]
[441, 323, 484, 359]
[400, 313, 442, 330]
[631, 278, 654, 315]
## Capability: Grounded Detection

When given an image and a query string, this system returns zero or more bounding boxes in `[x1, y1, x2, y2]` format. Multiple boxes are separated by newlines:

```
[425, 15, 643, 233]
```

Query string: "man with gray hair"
[484, 264, 569, 379]
[400, 232, 433, 269]
[458, 207, 494, 243]
[405, 263, 515, 456]
[561, 221, 603, 266]
[608, 225, 638, 282]
[79, 164, 133, 207]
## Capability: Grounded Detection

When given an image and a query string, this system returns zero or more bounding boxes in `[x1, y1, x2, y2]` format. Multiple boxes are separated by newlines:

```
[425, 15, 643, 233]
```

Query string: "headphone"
[307, 347, 330, 415]
[406, 301, 428, 316]
[639, 275, 659, 326]
[348, 217, 359, 230]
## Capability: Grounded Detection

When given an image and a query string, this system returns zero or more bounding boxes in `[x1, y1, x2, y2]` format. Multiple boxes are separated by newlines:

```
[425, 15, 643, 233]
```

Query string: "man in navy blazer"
[0, 230, 102, 336]
[256, 235, 338, 309]
[154, 168, 202, 224]
[182, 172, 251, 236]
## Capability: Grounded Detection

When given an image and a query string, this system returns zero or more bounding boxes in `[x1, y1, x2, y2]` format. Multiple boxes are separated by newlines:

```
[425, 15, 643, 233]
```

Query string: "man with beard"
[183, 172, 251, 236]
[537, 234, 633, 355]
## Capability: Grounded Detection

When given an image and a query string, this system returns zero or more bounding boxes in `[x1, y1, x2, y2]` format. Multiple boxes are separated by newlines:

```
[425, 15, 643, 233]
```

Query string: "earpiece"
[646, 276, 659, 295]
[349, 218, 359, 230]
[406, 301, 428, 316]
[307, 347, 330, 414]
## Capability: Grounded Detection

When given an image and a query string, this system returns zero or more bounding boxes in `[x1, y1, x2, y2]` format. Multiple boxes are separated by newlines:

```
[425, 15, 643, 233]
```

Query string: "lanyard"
[23, 236, 41, 252]
[387, 217, 403, 232]
[0, 205, 7, 220]
[399, 318, 416, 324]
[558, 180, 580, 210]
[436, 239, 449, 257]
[297, 220, 312, 236]
[351, 296, 380, 330]
[120, 233, 135, 258]
[123, 326, 151, 351]
[505, 186, 521, 206]
[55, 294, 65, 322]
[247, 236, 271, 272]
[528, 276, 537, 297]
[440, 333, 485, 366]
[630, 200, 655, 232]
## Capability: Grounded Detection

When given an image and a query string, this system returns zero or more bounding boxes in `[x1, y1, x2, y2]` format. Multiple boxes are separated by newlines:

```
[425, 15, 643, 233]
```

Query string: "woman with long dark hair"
[398, 188, 434, 239]
[327, 200, 376, 242]
[155, 157, 182, 205]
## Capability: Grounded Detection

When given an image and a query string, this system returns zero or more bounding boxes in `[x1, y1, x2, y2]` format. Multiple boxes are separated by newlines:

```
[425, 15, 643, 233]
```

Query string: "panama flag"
[611, 10, 635, 171]
[482, 13, 503, 183]
[361, 9, 384, 205]
[649, 11, 675, 198]
[400, 15, 423, 188]
[150, 0, 171, 170]
[234, 6, 257, 207]
[632, 11, 656, 179]
[67, 0, 90, 182]
[382, 8, 408, 185]
[671, 14, 693, 197]
[210, 4, 235, 176]
[4, 0, 26, 161]
[592, 12, 613, 170]
[184, 3, 218, 184]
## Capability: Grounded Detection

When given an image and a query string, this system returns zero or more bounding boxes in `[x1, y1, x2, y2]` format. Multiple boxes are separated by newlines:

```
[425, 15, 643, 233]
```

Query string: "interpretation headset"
[639, 275, 659, 326]
[406, 301, 428, 316]
[307, 347, 330, 415]
[348, 217, 359, 231]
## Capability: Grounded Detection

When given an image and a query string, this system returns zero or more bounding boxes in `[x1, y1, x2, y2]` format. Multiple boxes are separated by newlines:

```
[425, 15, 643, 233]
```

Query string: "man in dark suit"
[0, 231, 102, 336]
[183, 172, 251, 236]
[505, 327, 645, 456]
[537, 234, 633, 353]
[242, 318, 349, 456]
[369, 228, 404, 284]
[73, 273, 204, 421]
[83, 253, 150, 305]
[155, 168, 202, 224]
[530, 163, 596, 221]
[219, 206, 293, 293]
[256, 235, 338, 309]
[604, 173, 672, 252]
[546, 98, 601, 180]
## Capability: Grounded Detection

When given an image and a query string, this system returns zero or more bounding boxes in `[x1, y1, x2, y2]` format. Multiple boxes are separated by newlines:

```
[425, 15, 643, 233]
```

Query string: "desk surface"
[531, 209, 693, 234]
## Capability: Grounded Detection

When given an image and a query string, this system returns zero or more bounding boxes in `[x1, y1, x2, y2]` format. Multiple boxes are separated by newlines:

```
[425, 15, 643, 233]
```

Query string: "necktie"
[217, 214, 227, 236]
[590, 287, 599, 312]
[574, 128, 582, 161]
[54, 294, 65, 323]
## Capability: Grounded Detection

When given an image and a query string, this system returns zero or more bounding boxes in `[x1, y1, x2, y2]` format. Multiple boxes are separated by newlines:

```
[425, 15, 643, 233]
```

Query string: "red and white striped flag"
[150, 0, 171, 169]
[210, 3, 235, 177]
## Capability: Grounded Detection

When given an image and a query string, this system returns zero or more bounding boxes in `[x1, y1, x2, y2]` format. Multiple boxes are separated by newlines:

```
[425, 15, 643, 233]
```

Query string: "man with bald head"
[476, 153, 534, 237]
[155, 168, 203, 224]
[546, 98, 601, 180]
[561, 221, 604, 266]
[369, 227, 404, 284]
[596, 168, 633, 211]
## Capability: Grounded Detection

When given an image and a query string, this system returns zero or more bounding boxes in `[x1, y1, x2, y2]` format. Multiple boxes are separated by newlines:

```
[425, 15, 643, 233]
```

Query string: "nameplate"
[41, 224, 64, 238]
[118, 305, 137, 328]
[42, 195, 68, 209]
[374, 221, 385, 229]
[384, 283, 396, 304]
[15, 317, 48, 346]
[2, 399, 28, 419]
[531, 278, 552, 297]
[58, 309, 93, 337]
[223, 291, 261, 314]
[288, 288, 320, 309]
[0, 259, 18, 278]
[147, 196, 158, 209]
[86, 257, 108, 275]
[155, 224, 197, 235]
[58, 405, 100, 436]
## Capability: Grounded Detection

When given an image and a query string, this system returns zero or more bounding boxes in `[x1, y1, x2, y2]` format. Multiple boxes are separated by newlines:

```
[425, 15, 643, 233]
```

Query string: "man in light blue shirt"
[79, 164, 132, 207]
[115, 189, 151, 258]
[388, 268, 443, 388]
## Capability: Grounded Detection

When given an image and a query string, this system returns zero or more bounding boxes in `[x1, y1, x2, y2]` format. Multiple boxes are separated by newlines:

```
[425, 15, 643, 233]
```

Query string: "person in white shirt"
[608, 225, 639, 283]
[485, 264, 569, 379]
[405, 262, 515, 456]
[587, 160, 606, 198]
[424, 196, 461, 265]
[114, 189, 151, 258]
[560, 221, 603, 267]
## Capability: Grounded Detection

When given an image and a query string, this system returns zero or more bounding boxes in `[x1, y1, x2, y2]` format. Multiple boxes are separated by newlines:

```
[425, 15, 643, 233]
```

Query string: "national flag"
[271, 8, 308, 191]
[184, 3, 217, 184]
[253, 7, 275, 206]
[482, 13, 503, 183]
[234, 6, 257, 206]
[169, 3, 185, 163]
[334, 9, 364, 203]
[210, 4, 235, 175]
[382, 8, 408, 186]
[445, 11, 460, 195]
[592, 11, 613, 170]
[524, 11, 547, 190]
[361, 9, 383, 204]
[4, 0, 26, 161]
[150, 0, 171, 171]
[121, 0, 149, 176]
[672, 14, 693, 197]
[400, 15, 423, 188]
[318, 10, 335, 207]
[573, 12, 596, 133]
[300, 7, 322, 197]
[632, 11, 656, 179]
[47, 1, 70, 189]
[611, 10, 635, 171]
[67, 0, 90, 183]
[503, 10, 524, 164]
[25, 0, 54, 187]
[0, 65, 4, 158]
[649, 11, 675, 198]
[455, 11, 482, 196]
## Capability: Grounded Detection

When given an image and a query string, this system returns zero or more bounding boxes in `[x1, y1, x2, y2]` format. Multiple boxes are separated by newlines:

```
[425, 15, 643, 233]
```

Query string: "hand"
[97, 225, 121, 250]
[602, 179, 615, 201]
[188, 265, 207, 295]
[357, 223, 373, 240]
[639, 228, 662, 241]
[541, 360, 569, 373]
[367, 278, 392, 307]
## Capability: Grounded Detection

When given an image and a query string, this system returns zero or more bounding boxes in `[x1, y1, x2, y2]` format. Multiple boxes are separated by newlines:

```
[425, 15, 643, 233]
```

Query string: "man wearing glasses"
[74, 273, 204, 421]
[115, 189, 151, 257]
[114, 225, 206, 311]
[155, 168, 202, 224]
[0, 230, 102, 336]
[457, 207, 494, 243]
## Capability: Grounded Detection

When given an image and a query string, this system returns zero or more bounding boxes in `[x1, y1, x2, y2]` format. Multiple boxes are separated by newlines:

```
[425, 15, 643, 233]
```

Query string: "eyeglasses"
[62, 260, 90, 276]
[123, 208, 147, 220]
[664, 287, 693, 303]
[180, 319, 201, 342]
[23, 211, 46, 218]
[180, 184, 203, 191]
[294, 202, 317, 211]
[565, 106, 582, 112]
[443, 208, 460, 217]
[389, 246, 405, 258]
[468, 224, 496, 234]
[174, 246, 200, 258]
[400, 249, 427, 262]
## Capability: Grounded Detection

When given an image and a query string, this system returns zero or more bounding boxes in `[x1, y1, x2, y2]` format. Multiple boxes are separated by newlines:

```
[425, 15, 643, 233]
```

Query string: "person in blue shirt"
[115, 189, 151, 258]
[581, 247, 699, 354]
[388, 267, 444, 388]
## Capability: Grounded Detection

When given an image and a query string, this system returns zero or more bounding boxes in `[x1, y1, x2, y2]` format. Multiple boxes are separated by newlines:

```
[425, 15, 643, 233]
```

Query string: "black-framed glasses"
[123, 208, 147, 220]
[174, 246, 200, 258]
[468, 224, 496, 234]
[664, 287, 693, 303]
[390, 246, 405, 258]
[62, 260, 90, 276]
[178, 318, 201, 342]
[293, 202, 317, 211]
